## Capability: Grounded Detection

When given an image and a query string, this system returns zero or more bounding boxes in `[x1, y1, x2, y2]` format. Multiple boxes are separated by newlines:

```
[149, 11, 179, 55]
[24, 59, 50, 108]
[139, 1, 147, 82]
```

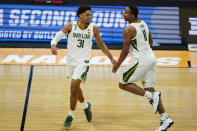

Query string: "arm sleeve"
[50, 31, 65, 46]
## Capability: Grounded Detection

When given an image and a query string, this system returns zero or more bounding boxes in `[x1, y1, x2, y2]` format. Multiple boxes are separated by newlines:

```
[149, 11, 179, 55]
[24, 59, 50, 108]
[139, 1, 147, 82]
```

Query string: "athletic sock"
[160, 113, 168, 121]
[68, 109, 74, 117]
[82, 101, 88, 109]
[144, 91, 153, 99]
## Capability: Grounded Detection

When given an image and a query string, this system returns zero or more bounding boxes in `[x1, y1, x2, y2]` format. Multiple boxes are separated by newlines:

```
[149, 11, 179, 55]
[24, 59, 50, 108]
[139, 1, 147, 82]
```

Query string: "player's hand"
[51, 45, 58, 55]
[110, 58, 117, 66]
[112, 63, 120, 73]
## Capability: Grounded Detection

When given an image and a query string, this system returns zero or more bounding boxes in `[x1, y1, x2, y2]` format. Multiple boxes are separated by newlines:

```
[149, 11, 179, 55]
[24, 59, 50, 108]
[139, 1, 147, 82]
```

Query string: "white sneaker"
[149, 92, 161, 114]
[155, 117, 174, 131]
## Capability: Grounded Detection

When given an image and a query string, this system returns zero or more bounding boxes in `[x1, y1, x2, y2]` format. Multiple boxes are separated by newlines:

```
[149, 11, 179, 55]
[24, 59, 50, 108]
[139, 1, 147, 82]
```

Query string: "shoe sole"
[63, 124, 71, 129]
[155, 121, 174, 131]
[63, 121, 72, 128]
[154, 93, 161, 114]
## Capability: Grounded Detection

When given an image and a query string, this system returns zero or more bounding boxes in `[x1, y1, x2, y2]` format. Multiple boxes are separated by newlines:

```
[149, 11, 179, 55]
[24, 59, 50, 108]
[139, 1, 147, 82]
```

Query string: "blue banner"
[0, 4, 181, 44]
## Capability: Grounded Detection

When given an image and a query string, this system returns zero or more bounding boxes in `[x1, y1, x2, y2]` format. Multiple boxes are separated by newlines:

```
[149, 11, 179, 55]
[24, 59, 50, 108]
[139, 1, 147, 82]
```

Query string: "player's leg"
[144, 87, 165, 114]
[64, 78, 86, 128]
[64, 65, 92, 127]
[70, 79, 81, 111]
[119, 82, 160, 114]
[77, 87, 84, 103]
[78, 66, 92, 122]
[119, 60, 160, 114]
[76, 86, 92, 122]
[64, 65, 76, 128]
[66, 65, 80, 111]
[119, 82, 146, 96]
[144, 88, 173, 131]
[141, 61, 174, 131]
[74, 65, 92, 122]
[77, 66, 88, 104]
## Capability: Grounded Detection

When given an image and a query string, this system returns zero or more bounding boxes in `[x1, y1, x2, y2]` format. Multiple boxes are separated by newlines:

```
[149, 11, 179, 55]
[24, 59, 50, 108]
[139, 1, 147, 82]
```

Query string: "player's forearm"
[117, 50, 128, 66]
[51, 31, 65, 46]
[98, 43, 114, 60]
[149, 32, 153, 46]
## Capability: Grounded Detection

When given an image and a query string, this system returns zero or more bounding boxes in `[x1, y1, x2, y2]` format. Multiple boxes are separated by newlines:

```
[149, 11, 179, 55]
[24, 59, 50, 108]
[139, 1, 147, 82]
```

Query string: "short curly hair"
[128, 6, 138, 18]
[77, 5, 91, 17]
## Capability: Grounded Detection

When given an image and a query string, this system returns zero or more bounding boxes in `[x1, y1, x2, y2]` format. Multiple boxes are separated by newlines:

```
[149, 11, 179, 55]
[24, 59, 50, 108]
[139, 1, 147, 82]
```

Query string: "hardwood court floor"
[0, 65, 197, 131]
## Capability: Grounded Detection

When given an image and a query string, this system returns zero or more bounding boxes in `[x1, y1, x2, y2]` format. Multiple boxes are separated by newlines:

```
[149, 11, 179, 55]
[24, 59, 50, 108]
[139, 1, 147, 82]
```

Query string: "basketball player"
[51, 5, 116, 128]
[112, 6, 174, 131]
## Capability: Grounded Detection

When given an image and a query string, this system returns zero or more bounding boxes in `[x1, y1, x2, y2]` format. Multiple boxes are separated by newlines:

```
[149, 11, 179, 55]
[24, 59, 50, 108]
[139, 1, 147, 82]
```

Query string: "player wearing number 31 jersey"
[50, 5, 116, 128]
[67, 21, 94, 66]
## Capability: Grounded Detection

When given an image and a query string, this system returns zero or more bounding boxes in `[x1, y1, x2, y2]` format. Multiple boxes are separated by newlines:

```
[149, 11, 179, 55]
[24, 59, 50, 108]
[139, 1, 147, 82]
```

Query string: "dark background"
[1, 0, 197, 6]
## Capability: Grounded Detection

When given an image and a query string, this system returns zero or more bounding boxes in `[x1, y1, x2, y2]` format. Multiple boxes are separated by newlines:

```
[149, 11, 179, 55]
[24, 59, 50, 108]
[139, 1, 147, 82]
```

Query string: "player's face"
[123, 7, 135, 22]
[80, 10, 92, 25]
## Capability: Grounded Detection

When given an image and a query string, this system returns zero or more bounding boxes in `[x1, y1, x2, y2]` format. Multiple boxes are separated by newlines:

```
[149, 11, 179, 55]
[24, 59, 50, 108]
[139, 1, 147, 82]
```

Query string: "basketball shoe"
[155, 116, 174, 131]
[84, 102, 92, 122]
[63, 115, 73, 128]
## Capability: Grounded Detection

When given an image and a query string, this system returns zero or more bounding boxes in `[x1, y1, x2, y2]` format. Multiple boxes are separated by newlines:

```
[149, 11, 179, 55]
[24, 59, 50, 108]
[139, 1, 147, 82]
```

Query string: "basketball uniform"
[119, 20, 157, 88]
[66, 21, 94, 81]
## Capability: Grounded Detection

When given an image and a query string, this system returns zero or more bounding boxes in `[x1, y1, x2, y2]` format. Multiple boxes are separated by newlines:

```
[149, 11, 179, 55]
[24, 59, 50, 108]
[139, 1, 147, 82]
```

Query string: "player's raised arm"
[50, 23, 72, 55]
[93, 25, 116, 65]
[112, 25, 136, 73]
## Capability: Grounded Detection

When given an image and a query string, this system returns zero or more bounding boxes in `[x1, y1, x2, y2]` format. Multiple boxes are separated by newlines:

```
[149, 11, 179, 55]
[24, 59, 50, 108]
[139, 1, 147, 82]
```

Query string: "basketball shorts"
[66, 64, 89, 82]
[119, 55, 157, 88]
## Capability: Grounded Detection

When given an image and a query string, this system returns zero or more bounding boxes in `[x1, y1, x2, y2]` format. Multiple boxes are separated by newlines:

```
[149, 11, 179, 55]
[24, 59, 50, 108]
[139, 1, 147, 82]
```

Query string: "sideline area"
[0, 48, 197, 67]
